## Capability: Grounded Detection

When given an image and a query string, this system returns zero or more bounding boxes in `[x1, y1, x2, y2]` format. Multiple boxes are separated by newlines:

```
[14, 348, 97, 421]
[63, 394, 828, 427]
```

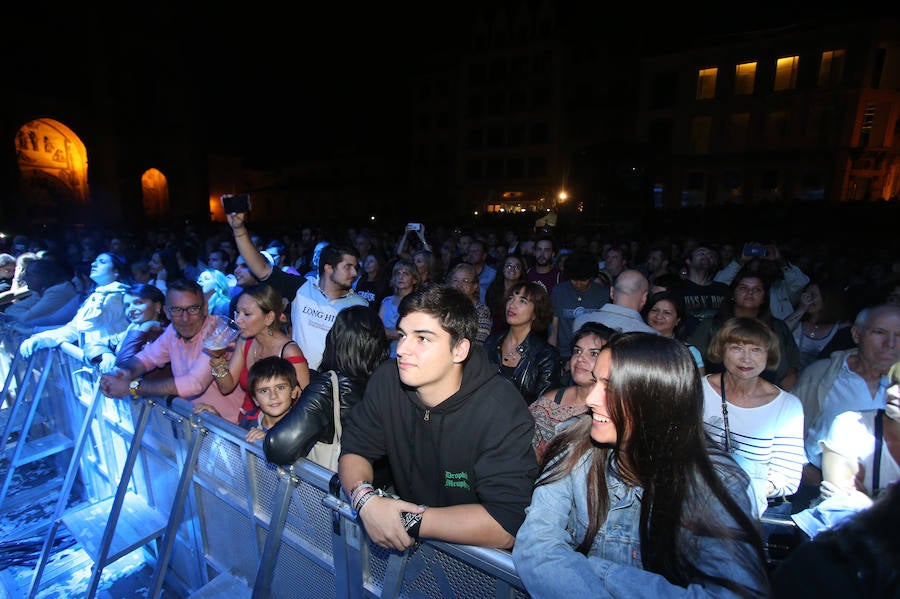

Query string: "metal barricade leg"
[27, 379, 105, 598]
[250, 468, 296, 599]
[0, 349, 57, 508]
[148, 416, 205, 599]
[0, 351, 40, 447]
[82, 397, 154, 598]
[0, 342, 26, 410]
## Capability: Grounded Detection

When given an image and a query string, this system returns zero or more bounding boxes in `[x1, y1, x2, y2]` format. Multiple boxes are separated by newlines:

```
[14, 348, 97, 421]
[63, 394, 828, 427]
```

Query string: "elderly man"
[100, 279, 244, 423]
[572, 269, 659, 335]
[795, 303, 900, 473]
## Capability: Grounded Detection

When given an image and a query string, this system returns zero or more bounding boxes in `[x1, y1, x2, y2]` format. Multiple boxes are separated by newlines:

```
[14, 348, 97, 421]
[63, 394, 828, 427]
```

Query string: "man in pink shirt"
[100, 279, 243, 423]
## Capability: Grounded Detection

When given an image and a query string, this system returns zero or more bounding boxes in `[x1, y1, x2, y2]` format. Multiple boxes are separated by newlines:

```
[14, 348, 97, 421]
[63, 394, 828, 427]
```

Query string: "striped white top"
[701, 375, 806, 516]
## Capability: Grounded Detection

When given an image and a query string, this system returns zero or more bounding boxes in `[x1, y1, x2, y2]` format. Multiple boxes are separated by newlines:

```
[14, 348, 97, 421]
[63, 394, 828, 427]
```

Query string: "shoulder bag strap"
[873, 409, 884, 493]
[720, 375, 732, 453]
[330, 370, 342, 443]
[553, 386, 567, 405]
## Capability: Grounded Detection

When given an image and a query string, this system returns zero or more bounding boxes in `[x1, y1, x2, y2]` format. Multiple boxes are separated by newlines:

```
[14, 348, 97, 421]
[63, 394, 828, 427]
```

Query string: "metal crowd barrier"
[0, 335, 529, 598]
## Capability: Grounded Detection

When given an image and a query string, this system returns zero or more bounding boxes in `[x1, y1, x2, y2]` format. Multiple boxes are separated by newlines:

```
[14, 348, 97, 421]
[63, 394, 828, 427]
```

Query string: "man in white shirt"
[226, 213, 368, 370]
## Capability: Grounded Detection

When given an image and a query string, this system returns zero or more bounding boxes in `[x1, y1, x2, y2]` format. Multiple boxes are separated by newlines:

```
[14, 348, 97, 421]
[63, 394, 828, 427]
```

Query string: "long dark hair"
[539, 333, 766, 594]
[318, 306, 389, 380]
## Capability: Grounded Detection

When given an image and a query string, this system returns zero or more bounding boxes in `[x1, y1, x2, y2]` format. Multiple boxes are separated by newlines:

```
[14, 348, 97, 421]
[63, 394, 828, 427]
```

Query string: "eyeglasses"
[166, 304, 202, 317]
[450, 278, 474, 285]
[504, 264, 522, 271]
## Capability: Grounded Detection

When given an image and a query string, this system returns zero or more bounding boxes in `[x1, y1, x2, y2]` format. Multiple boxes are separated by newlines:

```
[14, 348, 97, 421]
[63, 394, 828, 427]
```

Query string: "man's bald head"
[610, 269, 650, 311]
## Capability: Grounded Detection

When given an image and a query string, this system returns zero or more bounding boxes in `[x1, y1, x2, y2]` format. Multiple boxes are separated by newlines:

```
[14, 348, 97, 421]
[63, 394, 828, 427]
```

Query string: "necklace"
[253, 340, 269, 362]
[805, 322, 834, 339]
[502, 339, 525, 363]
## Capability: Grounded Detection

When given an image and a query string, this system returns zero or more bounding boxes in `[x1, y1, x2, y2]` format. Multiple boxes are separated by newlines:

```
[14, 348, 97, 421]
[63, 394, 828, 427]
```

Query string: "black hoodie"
[340, 345, 538, 536]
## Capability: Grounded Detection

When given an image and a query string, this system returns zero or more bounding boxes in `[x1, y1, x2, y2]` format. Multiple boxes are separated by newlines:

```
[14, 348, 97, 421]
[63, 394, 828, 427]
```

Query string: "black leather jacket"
[484, 329, 561, 405]
[264, 369, 364, 465]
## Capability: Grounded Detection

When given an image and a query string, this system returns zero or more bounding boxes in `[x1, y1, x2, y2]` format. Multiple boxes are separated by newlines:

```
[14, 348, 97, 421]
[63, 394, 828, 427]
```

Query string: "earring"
[267, 326, 274, 336]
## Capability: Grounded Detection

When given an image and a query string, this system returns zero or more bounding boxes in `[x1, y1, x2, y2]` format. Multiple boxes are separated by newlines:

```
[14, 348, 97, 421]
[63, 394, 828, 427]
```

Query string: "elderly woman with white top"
[701, 316, 806, 517]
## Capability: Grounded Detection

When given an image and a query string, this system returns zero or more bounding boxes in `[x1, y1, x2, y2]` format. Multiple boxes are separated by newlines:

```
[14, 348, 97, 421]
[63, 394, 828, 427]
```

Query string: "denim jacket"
[513, 452, 768, 598]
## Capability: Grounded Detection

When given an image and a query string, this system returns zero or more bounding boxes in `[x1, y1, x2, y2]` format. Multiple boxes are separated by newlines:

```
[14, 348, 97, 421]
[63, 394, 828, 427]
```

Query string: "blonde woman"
[197, 268, 231, 317]
[206, 283, 310, 427]
[379, 260, 420, 357]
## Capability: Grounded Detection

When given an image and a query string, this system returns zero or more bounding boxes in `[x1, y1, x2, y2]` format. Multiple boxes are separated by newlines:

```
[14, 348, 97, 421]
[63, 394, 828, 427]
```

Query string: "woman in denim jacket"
[514, 333, 769, 598]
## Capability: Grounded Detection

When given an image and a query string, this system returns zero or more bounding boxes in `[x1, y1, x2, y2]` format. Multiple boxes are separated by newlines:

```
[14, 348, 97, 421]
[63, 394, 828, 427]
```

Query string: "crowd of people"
[1, 213, 899, 596]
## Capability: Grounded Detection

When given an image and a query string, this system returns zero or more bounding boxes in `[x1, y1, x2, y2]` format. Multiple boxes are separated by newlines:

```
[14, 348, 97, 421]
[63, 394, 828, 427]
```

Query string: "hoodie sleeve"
[472, 378, 539, 536]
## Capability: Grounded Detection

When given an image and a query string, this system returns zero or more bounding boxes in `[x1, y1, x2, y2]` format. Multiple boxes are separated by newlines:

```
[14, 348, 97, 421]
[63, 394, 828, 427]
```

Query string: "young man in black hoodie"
[339, 284, 538, 551]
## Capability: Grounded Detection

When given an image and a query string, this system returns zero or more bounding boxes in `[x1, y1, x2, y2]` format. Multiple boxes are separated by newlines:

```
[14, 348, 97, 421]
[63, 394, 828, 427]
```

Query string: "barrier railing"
[0, 336, 529, 598]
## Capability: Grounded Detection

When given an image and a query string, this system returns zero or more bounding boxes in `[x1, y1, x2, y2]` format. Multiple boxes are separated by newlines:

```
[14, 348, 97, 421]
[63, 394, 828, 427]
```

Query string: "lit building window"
[734, 62, 757, 95]
[818, 49, 846, 87]
[774, 56, 799, 91]
[696, 67, 718, 99]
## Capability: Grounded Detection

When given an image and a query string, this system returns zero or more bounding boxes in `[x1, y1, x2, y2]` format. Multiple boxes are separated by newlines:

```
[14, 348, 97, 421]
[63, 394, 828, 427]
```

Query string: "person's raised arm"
[226, 212, 273, 280]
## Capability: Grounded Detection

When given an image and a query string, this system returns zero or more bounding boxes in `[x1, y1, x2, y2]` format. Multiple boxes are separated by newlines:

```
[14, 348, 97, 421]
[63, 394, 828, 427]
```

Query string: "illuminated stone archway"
[15, 119, 89, 224]
[141, 168, 170, 220]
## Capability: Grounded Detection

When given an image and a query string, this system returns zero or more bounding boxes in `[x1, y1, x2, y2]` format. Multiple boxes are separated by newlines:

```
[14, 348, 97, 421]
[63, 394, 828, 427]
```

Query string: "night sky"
[12, 3, 850, 166]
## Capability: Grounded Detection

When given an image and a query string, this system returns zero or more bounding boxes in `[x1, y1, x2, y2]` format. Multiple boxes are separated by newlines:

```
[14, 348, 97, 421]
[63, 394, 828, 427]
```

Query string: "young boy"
[244, 356, 300, 443]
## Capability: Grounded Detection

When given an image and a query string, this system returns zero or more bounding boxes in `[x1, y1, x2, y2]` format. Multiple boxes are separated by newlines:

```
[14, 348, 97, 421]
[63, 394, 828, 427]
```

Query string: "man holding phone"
[224, 202, 368, 370]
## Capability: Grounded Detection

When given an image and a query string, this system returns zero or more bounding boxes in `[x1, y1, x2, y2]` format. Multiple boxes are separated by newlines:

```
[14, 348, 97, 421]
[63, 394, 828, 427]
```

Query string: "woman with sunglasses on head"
[208, 283, 309, 428]
[484, 280, 561, 405]
[514, 332, 769, 598]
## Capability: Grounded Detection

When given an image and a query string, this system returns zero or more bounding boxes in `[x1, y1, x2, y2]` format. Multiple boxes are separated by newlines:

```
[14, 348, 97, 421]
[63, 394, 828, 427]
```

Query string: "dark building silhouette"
[3, 5, 898, 236]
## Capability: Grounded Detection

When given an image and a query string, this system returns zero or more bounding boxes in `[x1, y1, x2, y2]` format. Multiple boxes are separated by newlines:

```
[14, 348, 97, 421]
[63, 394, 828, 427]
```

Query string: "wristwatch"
[129, 378, 143, 398]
